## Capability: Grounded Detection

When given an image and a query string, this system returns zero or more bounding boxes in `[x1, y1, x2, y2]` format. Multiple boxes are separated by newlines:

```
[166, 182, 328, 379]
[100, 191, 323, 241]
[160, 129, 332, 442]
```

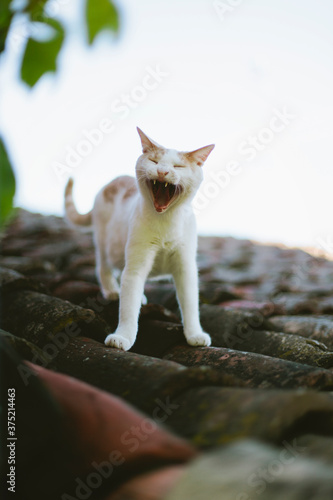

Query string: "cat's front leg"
[186, 330, 211, 347]
[105, 245, 157, 350]
[171, 252, 211, 347]
[104, 327, 133, 351]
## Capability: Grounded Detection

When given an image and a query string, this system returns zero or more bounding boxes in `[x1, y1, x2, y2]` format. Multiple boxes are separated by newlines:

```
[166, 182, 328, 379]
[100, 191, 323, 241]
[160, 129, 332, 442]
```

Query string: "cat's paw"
[104, 333, 132, 351]
[101, 289, 119, 301]
[186, 331, 211, 347]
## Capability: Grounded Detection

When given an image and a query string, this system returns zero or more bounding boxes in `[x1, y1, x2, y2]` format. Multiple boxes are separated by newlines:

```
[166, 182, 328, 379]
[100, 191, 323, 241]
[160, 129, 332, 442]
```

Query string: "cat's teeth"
[165, 183, 168, 187]
[153, 180, 156, 185]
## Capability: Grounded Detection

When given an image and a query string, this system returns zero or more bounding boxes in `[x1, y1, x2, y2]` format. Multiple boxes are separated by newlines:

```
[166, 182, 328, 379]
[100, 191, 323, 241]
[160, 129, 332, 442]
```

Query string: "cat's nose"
[157, 169, 169, 178]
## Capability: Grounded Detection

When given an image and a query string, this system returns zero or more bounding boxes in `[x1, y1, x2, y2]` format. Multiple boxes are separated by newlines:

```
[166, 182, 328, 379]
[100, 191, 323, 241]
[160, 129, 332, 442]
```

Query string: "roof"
[1, 209, 333, 499]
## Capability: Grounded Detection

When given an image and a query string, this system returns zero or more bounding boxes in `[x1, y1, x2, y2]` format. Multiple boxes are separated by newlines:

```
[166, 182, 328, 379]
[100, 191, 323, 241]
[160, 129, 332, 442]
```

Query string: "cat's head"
[135, 127, 214, 213]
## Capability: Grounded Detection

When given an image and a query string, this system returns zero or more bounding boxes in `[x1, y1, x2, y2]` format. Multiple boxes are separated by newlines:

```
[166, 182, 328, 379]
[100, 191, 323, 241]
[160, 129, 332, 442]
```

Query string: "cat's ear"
[185, 144, 215, 166]
[137, 127, 162, 153]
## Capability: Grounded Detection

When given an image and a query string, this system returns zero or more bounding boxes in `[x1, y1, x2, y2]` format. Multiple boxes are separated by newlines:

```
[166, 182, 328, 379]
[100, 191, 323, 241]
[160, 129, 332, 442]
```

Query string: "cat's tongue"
[154, 182, 172, 212]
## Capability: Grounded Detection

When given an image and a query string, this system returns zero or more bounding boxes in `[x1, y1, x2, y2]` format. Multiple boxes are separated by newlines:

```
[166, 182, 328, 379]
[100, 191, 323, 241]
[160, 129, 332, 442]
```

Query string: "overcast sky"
[1, 0, 333, 252]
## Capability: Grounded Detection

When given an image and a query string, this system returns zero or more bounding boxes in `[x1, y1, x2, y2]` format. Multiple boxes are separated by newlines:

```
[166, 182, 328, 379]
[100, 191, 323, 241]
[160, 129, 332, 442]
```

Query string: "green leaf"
[86, 0, 119, 45]
[0, 138, 16, 227]
[0, 0, 14, 53]
[20, 17, 65, 87]
[24, 0, 49, 16]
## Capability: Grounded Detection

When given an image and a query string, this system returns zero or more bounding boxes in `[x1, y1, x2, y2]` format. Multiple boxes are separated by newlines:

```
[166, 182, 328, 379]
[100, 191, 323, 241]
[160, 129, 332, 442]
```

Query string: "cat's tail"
[64, 178, 92, 227]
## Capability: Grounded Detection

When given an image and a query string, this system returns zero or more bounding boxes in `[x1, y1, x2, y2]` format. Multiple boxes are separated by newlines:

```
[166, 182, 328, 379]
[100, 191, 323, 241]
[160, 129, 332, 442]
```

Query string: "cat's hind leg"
[94, 224, 120, 301]
[141, 294, 148, 305]
[99, 267, 120, 301]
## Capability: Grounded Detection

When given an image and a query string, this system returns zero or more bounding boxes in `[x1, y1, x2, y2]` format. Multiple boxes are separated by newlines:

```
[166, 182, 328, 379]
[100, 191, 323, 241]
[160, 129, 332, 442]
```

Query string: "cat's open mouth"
[148, 180, 179, 213]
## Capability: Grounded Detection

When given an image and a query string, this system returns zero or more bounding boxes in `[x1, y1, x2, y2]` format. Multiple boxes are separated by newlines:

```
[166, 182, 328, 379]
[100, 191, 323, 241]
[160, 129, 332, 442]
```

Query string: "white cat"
[65, 128, 214, 351]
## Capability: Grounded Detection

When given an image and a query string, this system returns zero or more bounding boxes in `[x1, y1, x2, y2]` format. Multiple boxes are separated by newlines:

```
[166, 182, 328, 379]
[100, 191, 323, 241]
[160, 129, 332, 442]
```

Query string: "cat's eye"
[174, 164, 185, 168]
[150, 159, 158, 164]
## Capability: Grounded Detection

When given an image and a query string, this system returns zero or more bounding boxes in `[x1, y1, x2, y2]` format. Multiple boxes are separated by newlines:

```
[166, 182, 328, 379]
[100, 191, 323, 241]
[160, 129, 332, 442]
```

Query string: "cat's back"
[93, 176, 139, 269]
[93, 175, 139, 226]
[102, 175, 138, 204]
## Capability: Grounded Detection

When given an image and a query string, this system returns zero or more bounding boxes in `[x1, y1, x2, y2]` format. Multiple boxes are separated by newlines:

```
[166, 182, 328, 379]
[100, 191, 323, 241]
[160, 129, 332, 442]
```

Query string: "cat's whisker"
[136, 171, 147, 181]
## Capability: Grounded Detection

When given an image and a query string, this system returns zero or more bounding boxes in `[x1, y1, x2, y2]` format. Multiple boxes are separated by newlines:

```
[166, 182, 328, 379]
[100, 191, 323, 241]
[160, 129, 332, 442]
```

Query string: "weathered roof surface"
[2, 209, 333, 499]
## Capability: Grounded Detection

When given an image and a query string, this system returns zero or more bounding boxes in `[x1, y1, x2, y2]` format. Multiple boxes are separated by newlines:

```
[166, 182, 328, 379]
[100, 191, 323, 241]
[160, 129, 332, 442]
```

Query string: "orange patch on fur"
[103, 176, 138, 202]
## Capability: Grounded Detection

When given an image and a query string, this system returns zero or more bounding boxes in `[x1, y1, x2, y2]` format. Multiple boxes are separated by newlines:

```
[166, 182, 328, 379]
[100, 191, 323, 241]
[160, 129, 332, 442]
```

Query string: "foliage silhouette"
[0, 0, 119, 226]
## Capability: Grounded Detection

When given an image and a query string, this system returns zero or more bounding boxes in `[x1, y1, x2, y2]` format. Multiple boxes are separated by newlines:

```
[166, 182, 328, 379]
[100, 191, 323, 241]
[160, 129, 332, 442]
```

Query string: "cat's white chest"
[149, 242, 178, 277]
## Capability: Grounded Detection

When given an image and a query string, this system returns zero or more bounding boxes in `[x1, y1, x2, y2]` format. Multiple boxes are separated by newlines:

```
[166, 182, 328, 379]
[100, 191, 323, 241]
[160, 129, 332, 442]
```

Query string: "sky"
[0, 0, 333, 253]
